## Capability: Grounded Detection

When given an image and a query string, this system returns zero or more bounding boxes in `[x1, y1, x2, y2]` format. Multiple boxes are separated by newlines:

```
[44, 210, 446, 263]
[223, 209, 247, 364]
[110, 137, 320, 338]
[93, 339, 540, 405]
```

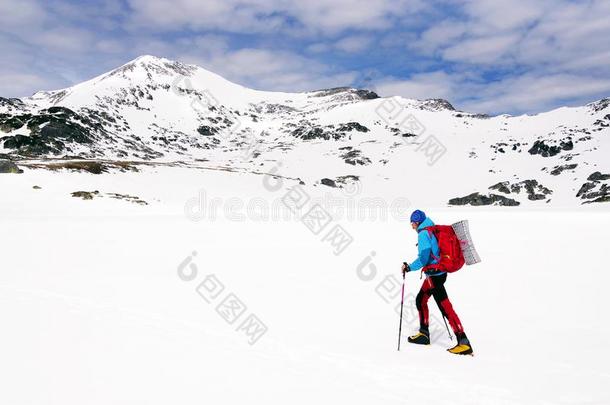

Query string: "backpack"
[421, 225, 465, 273]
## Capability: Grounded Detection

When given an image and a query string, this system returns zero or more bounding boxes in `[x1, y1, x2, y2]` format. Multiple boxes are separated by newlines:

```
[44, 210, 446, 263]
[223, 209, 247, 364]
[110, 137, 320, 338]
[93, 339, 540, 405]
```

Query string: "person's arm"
[409, 231, 431, 271]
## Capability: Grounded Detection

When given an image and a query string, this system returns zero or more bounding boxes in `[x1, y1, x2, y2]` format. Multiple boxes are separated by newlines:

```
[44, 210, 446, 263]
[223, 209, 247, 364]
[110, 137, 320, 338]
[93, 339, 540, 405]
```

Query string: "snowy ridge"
[1, 55, 609, 207]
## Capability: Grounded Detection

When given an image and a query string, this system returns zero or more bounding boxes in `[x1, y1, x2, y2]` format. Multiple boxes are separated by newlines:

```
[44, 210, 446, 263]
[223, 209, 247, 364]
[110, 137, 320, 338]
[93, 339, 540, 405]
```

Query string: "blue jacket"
[409, 217, 444, 276]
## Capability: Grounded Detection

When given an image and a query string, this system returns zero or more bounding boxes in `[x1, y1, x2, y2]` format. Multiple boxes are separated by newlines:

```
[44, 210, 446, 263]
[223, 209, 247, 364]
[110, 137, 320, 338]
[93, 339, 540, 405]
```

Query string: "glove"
[401, 262, 411, 274]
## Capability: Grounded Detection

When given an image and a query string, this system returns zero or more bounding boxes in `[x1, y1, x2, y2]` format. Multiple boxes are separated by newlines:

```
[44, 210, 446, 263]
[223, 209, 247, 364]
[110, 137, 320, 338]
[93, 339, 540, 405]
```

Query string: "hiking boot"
[447, 334, 473, 355]
[407, 330, 430, 345]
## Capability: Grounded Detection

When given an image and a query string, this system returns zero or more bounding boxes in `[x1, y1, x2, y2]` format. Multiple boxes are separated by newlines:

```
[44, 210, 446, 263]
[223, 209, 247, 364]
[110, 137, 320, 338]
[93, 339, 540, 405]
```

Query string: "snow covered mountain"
[3, 57, 610, 405]
[1, 55, 609, 207]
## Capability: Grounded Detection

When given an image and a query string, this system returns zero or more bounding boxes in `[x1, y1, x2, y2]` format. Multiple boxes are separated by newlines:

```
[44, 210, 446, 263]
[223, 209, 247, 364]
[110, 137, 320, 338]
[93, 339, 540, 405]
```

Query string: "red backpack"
[421, 225, 465, 273]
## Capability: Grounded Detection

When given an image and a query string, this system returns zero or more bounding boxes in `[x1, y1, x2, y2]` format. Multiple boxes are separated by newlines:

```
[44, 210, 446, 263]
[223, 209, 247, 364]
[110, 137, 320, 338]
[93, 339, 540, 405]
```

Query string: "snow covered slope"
[1, 56, 609, 404]
[1, 55, 609, 207]
[0, 166, 608, 405]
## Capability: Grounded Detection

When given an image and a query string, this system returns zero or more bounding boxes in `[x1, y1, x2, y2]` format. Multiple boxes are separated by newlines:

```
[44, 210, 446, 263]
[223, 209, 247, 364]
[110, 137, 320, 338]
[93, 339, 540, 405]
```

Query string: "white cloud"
[460, 0, 551, 32]
[394, 0, 610, 113]
[559, 50, 610, 72]
[125, 0, 422, 35]
[442, 33, 520, 64]
[0, 0, 46, 30]
[461, 74, 610, 114]
[306, 35, 373, 54]
[414, 20, 466, 54]
[0, 70, 65, 98]
[0, 73, 47, 96]
[306, 43, 331, 54]
[413, 0, 610, 73]
[288, 0, 408, 34]
[188, 35, 230, 55]
[177, 47, 358, 92]
[375, 71, 458, 100]
[0, 0, 608, 115]
[334, 35, 373, 53]
[34, 28, 94, 52]
[95, 39, 126, 54]
[373, 68, 610, 115]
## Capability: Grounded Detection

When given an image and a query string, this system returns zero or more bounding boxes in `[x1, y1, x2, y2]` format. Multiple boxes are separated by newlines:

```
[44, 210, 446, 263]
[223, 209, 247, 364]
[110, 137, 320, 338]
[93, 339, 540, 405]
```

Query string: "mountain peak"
[133, 54, 163, 62]
[131, 54, 174, 65]
[587, 97, 610, 112]
[100, 55, 200, 83]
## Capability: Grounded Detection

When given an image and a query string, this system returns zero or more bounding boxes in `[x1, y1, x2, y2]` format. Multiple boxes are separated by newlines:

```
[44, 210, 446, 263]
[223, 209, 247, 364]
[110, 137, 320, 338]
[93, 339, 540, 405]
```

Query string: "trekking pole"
[397, 271, 406, 351]
[442, 315, 453, 341]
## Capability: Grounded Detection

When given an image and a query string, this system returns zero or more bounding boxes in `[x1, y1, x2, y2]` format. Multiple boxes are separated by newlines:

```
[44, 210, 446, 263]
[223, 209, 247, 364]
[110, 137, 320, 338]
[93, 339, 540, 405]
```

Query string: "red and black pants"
[416, 273, 466, 339]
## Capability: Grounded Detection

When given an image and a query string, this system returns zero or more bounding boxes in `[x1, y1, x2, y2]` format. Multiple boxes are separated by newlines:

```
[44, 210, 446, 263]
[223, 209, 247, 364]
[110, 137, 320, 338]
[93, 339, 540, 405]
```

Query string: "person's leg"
[429, 274, 467, 342]
[415, 278, 434, 333]
[429, 274, 473, 354]
[409, 279, 434, 345]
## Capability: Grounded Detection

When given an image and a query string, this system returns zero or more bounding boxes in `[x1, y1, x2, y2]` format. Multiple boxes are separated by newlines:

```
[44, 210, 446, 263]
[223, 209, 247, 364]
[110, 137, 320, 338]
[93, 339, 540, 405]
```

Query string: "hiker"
[401, 209, 473, 355]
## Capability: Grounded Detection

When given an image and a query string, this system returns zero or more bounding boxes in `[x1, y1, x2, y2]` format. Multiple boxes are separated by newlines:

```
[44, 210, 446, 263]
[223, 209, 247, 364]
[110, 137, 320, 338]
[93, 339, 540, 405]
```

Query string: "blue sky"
[1, 0, 610, 115]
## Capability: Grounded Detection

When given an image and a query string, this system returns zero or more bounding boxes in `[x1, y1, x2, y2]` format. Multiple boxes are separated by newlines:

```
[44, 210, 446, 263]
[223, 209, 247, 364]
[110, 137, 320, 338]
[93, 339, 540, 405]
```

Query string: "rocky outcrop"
[71, 190, 148, 205]
[292, 126, 332, 140]
[0, 107, 101, 156]
[339, 148, 371, 165]
[388, 127, 419, 138]
[71, 190, 99, 200]
[0, 159, 23, 173]
[106, 192, 148, 205]
[0, 97, 26, 114]
[354, 89, 380, 100]
[577, 171, 610, 204]
[528, 138, 573, 157]
[454, 112, 490, 119]
[490, 141, 524, 154]
[550, 164, 578, 176]
[588, 171, 610, 181]
[291, 122, 369, 141]
[488, 179, 552, 201]
[448, 193, 520, 206]
[335, 175, 359, 185]
[197, 125, 218, 136]
[320, 178, 337, 188]
[319, 175, 360, 189]
[514, 180, 553, 201]
[593, 114, 610, 128]
[588, 98, 610, 112]
[336, 122, 369, 133]
[578, 183, 610, 203]
[310, 87, 379, 100]
[20, 160, 139, 174]
[419, 99, 455, 111]
[489, 181, 511, 194]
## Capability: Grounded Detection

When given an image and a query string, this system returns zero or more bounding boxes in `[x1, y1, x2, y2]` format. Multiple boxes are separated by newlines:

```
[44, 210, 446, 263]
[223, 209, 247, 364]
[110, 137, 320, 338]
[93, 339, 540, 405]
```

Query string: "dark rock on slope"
[449, 192, 520, 206]
[320, 178, 337, 187]
[0, 159, 23, 173]
[419, 99, 455, 111]
[577, 171, 610, 203]
[588, 171, 610, 181]
[528, 138, 573, 157]
[489, 179, 552, 201]
[340, 149, 371, 165]
[550, 164, 578, 176]
[0, 107, 104, 156]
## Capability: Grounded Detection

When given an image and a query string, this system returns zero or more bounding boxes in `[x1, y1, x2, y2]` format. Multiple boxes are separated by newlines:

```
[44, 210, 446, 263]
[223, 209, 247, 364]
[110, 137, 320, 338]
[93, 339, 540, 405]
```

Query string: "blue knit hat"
[410, 209, 426, 224]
